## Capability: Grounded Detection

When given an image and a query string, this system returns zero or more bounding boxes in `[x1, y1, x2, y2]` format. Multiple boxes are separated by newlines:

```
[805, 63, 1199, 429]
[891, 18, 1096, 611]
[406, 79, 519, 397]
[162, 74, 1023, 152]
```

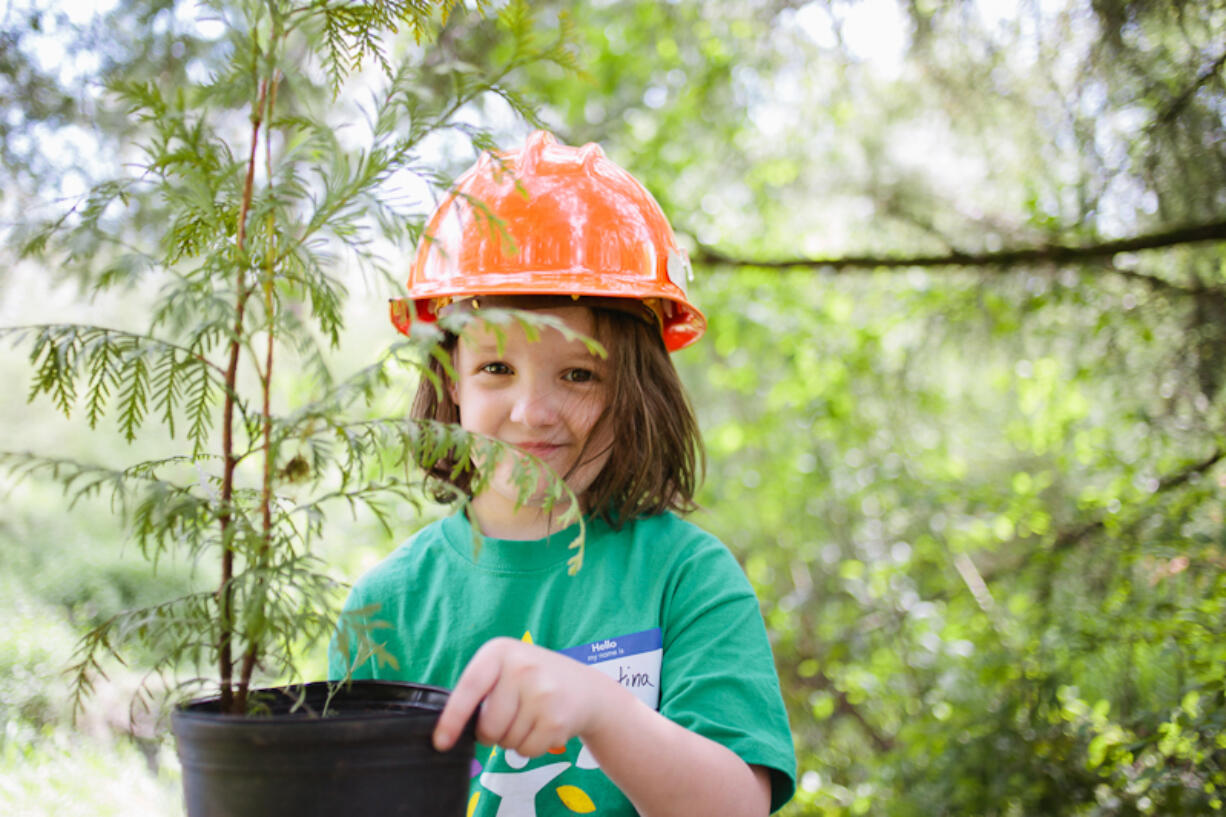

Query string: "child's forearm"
[581, 673, 772, 817]
[433, 638, 773, 816]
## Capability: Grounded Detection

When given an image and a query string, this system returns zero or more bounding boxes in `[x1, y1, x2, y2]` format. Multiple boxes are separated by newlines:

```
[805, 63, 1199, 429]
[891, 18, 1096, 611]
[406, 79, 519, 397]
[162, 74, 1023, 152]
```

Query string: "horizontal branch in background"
[1050, 446, 1226, 554]
[690, 218, 1226, 274]
[789, 666, 896, 754]
[931, 446, 1226, 604]
[1154, 49, 1226, 128]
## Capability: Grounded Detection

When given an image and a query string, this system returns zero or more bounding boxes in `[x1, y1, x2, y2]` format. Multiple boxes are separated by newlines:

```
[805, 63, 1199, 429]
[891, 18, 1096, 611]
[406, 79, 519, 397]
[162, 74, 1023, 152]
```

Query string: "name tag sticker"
[560, 627, 662, 710]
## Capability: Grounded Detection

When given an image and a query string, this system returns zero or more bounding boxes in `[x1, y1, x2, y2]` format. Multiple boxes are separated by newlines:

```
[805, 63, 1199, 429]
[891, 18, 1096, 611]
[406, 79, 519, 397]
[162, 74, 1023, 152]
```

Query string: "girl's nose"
[509, 380, 561, 427]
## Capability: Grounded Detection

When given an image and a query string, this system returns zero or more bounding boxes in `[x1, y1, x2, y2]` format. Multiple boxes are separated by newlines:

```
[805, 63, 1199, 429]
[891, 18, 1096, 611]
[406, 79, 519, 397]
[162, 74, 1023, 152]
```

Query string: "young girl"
[330, 131, 795, 817]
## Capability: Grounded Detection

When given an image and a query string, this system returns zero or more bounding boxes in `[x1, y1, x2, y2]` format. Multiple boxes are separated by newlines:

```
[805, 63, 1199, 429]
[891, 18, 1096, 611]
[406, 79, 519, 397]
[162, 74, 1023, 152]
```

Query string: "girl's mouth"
[514, 441, 568, 458]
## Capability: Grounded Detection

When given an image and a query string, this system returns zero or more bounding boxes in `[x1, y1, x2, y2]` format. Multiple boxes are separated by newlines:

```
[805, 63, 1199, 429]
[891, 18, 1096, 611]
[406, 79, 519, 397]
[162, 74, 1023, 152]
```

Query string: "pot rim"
[172, 679, 453, 724]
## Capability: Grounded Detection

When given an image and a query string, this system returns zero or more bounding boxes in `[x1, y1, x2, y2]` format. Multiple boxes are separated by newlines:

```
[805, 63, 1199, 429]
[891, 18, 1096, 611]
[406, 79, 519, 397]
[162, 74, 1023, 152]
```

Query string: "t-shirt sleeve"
[658, 535, 797, 813]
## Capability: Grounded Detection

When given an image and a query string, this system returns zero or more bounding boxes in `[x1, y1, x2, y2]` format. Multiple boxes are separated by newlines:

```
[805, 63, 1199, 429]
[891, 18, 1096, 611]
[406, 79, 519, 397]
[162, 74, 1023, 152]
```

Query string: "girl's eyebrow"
[559, 349, 603, 364]
[463, 337, 505, 355]
[466, 339, 599, 359]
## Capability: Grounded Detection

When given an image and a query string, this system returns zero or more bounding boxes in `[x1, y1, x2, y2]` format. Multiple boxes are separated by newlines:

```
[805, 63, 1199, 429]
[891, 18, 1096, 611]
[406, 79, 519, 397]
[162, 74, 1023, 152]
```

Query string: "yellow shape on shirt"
[466, 791, 481, 817]
[556, 784, 596, 813]
[522, 630, 534, 644]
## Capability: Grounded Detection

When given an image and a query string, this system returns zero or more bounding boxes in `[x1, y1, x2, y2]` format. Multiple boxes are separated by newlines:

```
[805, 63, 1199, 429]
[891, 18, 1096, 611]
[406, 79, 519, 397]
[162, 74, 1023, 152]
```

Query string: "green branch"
[1049, 446, 1226, 554]
[691, 218, 1226, 279]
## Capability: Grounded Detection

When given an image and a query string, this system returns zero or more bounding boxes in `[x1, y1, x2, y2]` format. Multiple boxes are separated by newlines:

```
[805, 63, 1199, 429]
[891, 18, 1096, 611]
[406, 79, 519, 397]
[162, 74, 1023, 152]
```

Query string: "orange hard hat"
[390, 130, 705, 351]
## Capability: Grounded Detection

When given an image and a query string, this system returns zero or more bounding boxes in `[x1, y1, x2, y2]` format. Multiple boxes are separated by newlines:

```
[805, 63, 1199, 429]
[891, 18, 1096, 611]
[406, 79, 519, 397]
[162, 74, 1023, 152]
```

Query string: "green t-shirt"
[328, 511, 796, 816]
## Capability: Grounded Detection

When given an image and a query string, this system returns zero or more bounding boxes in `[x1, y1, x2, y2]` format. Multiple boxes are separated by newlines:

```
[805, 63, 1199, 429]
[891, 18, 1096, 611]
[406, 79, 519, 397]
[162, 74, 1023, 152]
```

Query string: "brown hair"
[410, 299, 704, 525]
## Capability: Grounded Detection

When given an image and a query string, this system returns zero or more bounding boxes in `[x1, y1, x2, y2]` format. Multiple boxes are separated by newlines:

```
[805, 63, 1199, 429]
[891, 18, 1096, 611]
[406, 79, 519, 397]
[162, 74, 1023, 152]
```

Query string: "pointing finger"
[434, 640, 506, 751]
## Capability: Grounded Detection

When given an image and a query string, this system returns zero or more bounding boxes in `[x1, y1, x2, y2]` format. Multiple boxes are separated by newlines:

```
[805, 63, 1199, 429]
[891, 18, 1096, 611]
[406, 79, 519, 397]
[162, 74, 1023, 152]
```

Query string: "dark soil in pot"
[172, 680, 476, 817]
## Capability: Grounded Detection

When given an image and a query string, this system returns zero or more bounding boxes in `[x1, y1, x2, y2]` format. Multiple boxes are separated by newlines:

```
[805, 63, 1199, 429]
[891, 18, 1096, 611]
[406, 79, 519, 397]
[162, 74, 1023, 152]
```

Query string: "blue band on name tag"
[560, 627, 662, 665]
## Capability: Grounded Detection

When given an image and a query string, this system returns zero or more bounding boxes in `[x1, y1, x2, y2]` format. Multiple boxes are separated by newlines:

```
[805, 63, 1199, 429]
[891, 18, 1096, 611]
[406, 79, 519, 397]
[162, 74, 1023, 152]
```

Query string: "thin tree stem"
[219, 75, 269, 715]
[236, 68, 281, 714]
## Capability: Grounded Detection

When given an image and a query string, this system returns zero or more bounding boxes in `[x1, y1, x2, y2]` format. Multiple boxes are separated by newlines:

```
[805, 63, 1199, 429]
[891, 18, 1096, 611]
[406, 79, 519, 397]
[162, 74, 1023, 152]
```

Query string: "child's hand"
[433, 636, 622, 757]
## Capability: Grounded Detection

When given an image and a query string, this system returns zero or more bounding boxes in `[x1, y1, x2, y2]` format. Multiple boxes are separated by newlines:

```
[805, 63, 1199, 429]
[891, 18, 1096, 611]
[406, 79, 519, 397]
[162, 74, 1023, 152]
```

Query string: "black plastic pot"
[172, 680, 475, 817]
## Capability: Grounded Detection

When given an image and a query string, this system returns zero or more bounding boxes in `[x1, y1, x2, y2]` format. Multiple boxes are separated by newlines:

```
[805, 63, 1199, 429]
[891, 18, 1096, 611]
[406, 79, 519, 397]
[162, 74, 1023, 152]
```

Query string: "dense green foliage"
[3, 0, 1226, 814]
[1, 0, 588, 719]
[516, 1, 1226, 814]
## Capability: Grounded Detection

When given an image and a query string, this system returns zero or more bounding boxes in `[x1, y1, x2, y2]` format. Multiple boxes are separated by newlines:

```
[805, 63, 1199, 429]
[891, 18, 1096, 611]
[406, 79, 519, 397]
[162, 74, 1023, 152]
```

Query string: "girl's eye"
[563, 368, 595, 384]
[480, 362, 512, 375]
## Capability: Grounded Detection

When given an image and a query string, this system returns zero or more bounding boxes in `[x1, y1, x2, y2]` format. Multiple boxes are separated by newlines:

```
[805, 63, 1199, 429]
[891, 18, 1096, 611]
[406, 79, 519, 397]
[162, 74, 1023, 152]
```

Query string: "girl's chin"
[485, 481, 577, 512]
[471, 454, 604, 524]
[469, 487, 581, 539]
[488, 457, 576, 502]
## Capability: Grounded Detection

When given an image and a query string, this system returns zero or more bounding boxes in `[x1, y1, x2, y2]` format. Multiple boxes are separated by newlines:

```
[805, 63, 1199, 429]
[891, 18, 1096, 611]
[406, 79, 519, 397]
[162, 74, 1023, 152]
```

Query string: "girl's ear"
[447, 377, 459, 408]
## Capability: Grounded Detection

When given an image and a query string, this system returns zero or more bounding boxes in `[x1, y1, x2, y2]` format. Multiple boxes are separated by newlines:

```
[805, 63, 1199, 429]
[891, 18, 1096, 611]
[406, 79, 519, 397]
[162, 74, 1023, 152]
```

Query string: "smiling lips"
[513, 441, 569, 458]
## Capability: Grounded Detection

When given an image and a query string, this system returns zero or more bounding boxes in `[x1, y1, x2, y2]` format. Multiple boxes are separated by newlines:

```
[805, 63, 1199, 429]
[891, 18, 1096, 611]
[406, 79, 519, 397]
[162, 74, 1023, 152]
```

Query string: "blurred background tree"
[2, 0, 1224, 815]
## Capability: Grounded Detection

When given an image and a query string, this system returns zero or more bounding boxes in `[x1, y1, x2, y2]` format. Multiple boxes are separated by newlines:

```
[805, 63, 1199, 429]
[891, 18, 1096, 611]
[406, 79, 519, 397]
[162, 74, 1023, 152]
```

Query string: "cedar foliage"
[1, 0, 585, 716]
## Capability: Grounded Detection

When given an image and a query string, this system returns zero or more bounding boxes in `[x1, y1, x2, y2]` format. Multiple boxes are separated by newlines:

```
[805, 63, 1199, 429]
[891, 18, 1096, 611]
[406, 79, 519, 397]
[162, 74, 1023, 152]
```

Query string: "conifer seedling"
[2, 0, 585, 717]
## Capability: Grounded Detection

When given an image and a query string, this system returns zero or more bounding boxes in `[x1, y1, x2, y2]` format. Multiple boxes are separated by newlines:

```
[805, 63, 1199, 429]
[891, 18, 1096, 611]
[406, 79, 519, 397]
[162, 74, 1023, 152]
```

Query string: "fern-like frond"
[308, 0, 451, 94]
[1, 451, 228, 565]
[290, 479, 422, 538]
[185, 358, 218, 458]
[128, 478, 218, 565]
[84, 333, 121, 428]
[332, 601, 401, 677]
[225, 549, 343, 686]
[150, 267, 239, 341]
[68, 590, 220, 721]
[2, 325, 225, 442]
[116, 352, 150, 442]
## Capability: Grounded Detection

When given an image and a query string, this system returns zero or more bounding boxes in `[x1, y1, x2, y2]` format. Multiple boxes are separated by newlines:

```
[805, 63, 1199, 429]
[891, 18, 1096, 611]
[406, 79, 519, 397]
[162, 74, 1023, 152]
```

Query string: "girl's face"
[450, 306, 612, 538]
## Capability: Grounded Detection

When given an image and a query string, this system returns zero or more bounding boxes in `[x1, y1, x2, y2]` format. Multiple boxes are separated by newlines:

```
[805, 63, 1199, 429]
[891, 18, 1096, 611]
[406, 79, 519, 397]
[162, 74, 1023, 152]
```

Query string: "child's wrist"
[578, 668, 641, 746]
